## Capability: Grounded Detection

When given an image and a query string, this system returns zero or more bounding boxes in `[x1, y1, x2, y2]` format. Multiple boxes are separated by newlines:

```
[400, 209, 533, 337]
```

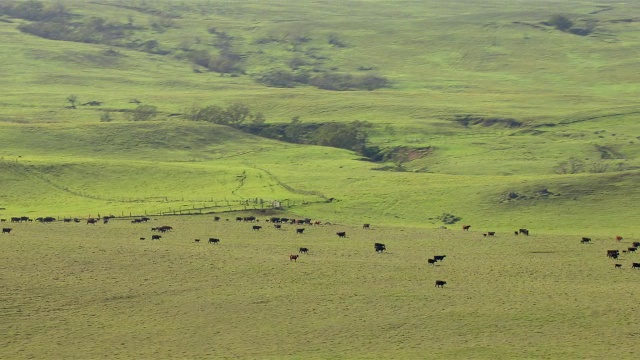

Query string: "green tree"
[132, 105, 157, 121]
[548, 14, 573, 31]
[66, 94, 78, 109]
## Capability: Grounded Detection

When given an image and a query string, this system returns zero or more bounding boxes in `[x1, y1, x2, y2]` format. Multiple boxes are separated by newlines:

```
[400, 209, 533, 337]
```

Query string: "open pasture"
[2, 215, 639, 359]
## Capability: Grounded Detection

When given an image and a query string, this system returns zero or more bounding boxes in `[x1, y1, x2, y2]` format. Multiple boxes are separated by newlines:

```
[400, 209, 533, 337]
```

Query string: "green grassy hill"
[0, 0, 639, 234]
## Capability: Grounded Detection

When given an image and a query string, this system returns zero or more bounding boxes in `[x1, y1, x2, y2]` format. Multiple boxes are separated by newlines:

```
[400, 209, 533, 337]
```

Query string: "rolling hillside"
[0, 0, 639, 234]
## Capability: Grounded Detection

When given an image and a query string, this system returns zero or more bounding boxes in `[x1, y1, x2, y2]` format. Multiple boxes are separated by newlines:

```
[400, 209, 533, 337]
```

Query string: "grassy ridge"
[2, 216, 639, 358]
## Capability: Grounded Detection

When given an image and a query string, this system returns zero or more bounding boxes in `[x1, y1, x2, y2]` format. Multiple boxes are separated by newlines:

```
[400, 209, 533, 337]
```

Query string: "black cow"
[514, 231, 519, 235]
[462, 225, 471, 231]
[336, 231, 346, 238]
[151, 235, 161, 240]
[433, 255, 446, 262]
[87, 218, 98, 225]
[195, 239, 200, 243]
[632, 263, 640, 269]
[435, 280, 447, 288]
[633, 242, 640, 248]
[628, 247, 637, 254]
[607, 250, 619, 259]
[519, 228, 529, 236]
[363, 223, 370, 229]
[615, 264, 622, 269]
[296, 228, 305, 234]
[299, 247, 309, 254]
[427, 259, 436, 265]
[213, 216, 220, 222]
[208, 238, 220, 244]
[236, 217, 243, 222]
[274, 224, 282, 229]
[139, 237, 145, 240]
[252, 225, 262, 231]
[2, 228, 12, 234]
[374, 243, 386, 253]
[581, 237, 591, 244]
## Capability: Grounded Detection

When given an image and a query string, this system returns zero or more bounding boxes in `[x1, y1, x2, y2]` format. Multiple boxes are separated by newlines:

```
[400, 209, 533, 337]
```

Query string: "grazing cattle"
[633, 242, 640, 248]
[607, 250, 619, 259]
[195, 239, 200, 243]
[155, 225, 173, 232]
[208, 238, 220, 244]
[616, 236, 623, 241]
[236, 217, 243, 222]
[274, 224, 282, 229]
[519, 228, 529, 236]
[252, 225, 262, 231]
[462, 225, 471, 231]
[363, 223, 370, 229]
[296, 228, 305, 234]
[151, 235, 161, 240]
[139, 237, 145, 240]
[214, 216, 220, 222]
[615, 264, 622, 269]
[289, 254, 299, 262]
[374, 243, 386, 253]
[435, 280, 447, 288]
[514, 231, 519, 235]
[314, 221, 321, 225]
[581, 237, 591, 244]
[87, 218, 98, 225]
[244, 216, 256, 222]
[632, 263, 640, 269]
[628, 247, 637, 254]
[427, 259, 436, 265]
[0, 219, 5, 222]
[103, 218, 110, 224]
[299, 247, 309, 254]
[487, 231, 495, 236]
[433, 255, 446, 262]
[2, 228, 12, 234]
[336, 231, 346, 238]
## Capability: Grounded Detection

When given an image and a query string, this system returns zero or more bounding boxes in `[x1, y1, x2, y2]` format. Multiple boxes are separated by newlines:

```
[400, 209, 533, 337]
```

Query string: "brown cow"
[462, 225, 471, 231]
[290, 254, 299, 262]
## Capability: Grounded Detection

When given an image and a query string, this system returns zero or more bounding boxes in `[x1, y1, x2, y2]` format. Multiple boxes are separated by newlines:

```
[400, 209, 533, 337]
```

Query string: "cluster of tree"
[239, 119, 380, 157]
[185, 103, 264, 126]
[0, 0, 67, 21]
[257, 70, 390, 91]
[554, 157, 627, 174]
[544, 14, 597, 36]
[2, 1, 171, 54]
[187, 49, 243, 74]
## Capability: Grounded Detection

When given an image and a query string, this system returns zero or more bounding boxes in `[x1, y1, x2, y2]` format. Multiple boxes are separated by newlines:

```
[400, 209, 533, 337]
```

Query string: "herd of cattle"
[3, 216, 639, 277]
[581, 235, 640, 269]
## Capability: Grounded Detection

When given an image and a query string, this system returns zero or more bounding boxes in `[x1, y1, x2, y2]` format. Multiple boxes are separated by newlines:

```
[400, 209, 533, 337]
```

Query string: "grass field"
[1, 2, 640, 356]
[2, 215, 639, 359]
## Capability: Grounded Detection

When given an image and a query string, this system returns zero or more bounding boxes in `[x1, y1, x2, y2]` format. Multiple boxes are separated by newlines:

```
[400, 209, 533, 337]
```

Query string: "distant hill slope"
[0, 0, 638, 234]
